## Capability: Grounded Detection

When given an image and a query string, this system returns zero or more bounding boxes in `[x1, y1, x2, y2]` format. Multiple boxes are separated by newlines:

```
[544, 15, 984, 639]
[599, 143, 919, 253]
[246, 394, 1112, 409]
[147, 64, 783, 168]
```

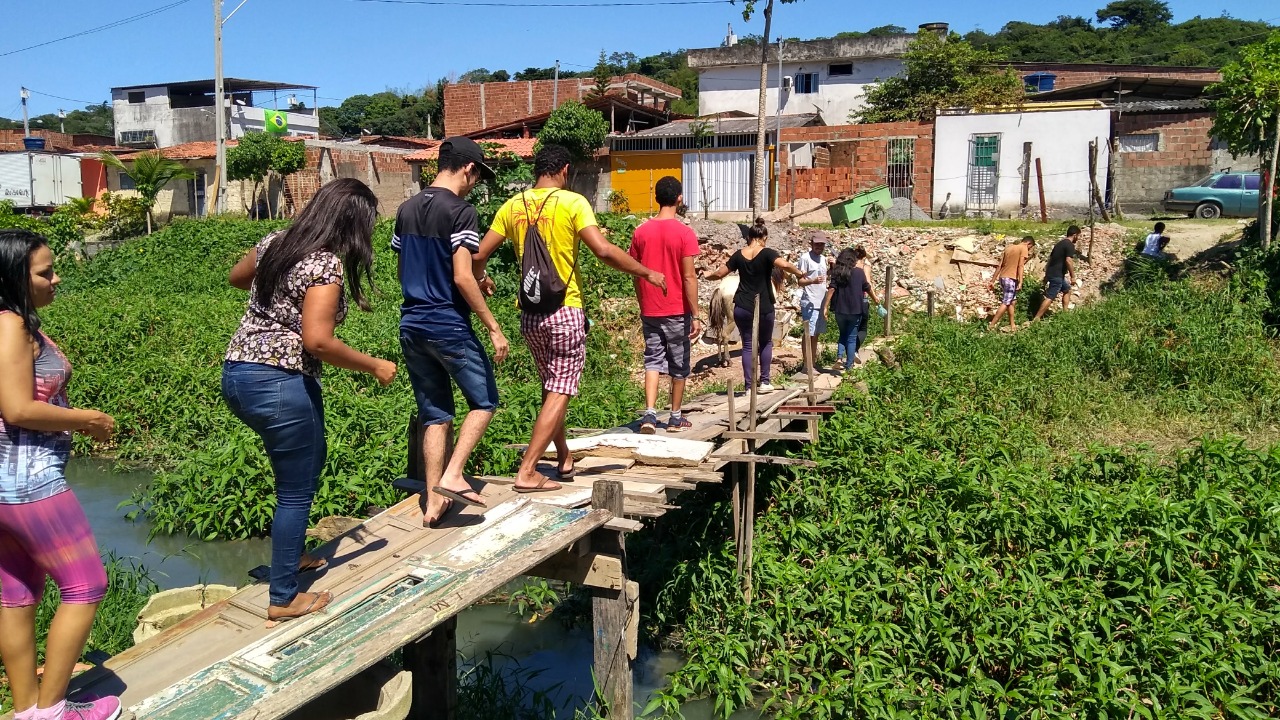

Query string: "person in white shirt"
[1141, 222, 1169, 259]
[795, 232, 830, 366]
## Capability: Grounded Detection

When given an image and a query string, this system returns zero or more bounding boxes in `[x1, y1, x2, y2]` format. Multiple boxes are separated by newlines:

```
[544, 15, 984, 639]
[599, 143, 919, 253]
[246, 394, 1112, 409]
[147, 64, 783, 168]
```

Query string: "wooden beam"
[591, 481, 634, 719]
[714, 454, 817, 467]
[762, 413, 827, 423]
[722, 431, 813, 442]
[772, 405, 837, 414]
[605, 517, 644, 533]
[404, 616, 457, 720]
[527, 552, 623, 591]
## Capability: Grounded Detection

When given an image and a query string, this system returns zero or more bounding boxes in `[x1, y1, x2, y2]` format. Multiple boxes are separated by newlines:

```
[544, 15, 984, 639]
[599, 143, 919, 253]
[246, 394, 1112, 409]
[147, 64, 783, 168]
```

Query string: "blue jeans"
[835, 313, 863, 369]
[400, 330, 500, 427]
[221, 362, 325, 607]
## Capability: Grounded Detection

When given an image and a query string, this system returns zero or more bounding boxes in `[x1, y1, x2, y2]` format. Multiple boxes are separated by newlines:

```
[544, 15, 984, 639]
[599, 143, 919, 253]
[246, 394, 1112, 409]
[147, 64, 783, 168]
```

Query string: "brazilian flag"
[264, 109, 288, 134]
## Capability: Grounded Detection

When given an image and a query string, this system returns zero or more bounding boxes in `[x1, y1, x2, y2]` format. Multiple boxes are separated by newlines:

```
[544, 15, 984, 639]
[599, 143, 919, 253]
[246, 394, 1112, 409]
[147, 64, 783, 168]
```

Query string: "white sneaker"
[756, 383, 775, 393]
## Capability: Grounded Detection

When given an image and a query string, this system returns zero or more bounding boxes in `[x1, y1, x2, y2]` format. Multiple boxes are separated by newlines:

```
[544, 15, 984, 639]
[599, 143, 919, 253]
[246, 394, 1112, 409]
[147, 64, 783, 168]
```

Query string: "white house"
[686, 32, 917, 123]
[932, 104, 1112, 216]
[111, 78, 320, 148]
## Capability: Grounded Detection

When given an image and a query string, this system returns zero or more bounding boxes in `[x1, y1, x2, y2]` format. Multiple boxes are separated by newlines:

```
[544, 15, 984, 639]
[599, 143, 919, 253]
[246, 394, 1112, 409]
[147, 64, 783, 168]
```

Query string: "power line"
[0, 0, 194, 58]
[352, 0, 727, 6]
[24, 88, 107, 107]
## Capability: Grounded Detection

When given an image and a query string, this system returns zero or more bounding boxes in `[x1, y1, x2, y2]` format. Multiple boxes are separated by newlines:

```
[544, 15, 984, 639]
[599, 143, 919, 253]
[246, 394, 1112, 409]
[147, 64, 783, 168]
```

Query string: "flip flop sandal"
[266, 591, 333, 626]
[556, 464, 577, 479]
[515, 475, 562, 494]
[432, 485, 487, 508]
[299, 556, 328, 573]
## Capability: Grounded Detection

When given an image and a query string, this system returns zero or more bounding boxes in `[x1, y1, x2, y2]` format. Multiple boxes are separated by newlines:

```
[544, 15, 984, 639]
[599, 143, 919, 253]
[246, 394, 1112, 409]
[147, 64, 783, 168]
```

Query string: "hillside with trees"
[964, 0, 1274, 67]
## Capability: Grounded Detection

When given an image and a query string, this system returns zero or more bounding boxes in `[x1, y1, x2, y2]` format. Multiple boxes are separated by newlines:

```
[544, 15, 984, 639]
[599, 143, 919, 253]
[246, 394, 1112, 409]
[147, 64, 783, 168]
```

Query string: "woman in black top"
[822, 248, 881, 371]
[706, 219, 805, 392]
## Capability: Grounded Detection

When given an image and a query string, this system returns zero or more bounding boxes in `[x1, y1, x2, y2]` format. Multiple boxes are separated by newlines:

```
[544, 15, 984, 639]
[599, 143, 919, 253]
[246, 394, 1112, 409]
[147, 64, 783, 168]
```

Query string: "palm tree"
[99, 151, 195, 234]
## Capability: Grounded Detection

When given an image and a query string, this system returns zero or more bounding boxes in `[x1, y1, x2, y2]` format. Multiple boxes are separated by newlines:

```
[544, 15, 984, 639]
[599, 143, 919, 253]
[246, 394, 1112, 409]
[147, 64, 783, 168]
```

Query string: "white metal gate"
[682, 151, 753, 213]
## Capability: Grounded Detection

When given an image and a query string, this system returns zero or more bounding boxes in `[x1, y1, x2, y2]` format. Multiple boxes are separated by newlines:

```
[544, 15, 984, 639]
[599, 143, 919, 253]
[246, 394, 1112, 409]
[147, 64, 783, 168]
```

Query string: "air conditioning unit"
[781, 75, 793, 91]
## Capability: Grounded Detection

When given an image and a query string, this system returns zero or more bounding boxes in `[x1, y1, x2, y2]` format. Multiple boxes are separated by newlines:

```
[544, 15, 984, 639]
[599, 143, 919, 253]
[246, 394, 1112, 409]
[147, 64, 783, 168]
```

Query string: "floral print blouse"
[225, 234, 347, 377]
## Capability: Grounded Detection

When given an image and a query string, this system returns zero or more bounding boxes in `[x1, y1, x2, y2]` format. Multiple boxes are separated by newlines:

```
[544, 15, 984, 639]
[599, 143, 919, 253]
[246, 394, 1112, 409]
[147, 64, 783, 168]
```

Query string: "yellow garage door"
[611, 152, 682, 215]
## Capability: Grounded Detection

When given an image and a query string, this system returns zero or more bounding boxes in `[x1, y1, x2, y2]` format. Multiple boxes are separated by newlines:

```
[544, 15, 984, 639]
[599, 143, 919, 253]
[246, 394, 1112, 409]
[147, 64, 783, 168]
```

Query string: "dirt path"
[1156, 219, 1247, 259]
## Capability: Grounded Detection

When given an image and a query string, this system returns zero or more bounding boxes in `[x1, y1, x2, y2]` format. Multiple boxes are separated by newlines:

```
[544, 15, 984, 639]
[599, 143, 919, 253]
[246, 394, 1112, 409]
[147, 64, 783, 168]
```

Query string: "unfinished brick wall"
[0, 129, 76, 152]
[444, 75, 681, 137]
[1112, 111, 1222, 210]
[1009, 64, 1221, 92]
[283, 143, 416, 216]
[778, 122, 934, 214]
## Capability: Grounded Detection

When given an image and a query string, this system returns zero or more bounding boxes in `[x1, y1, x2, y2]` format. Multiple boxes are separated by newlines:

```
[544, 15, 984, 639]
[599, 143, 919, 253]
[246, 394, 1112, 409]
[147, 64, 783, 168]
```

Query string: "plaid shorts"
[999, 277, 1018, 306]
[521, 306, 587, 396]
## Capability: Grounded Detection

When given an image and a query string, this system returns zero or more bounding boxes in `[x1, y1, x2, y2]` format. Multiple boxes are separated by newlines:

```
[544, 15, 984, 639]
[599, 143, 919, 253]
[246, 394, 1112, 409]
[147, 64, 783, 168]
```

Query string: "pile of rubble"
[688, 217, 1132, 319]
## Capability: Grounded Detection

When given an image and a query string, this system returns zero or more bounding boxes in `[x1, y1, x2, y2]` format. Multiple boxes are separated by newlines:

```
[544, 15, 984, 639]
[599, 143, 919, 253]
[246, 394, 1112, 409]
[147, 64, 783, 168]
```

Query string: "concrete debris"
[687, 217, 1132, 319]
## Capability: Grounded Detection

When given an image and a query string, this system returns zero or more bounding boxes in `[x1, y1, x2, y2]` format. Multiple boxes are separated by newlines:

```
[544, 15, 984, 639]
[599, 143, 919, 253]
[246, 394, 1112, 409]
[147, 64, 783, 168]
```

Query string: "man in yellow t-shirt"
[476, 145, 665, 493]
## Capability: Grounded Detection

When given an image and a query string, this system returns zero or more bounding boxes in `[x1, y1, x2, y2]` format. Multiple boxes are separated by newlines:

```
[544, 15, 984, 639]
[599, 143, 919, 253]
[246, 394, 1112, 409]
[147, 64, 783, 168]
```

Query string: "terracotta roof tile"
[404, 138, 537, 162]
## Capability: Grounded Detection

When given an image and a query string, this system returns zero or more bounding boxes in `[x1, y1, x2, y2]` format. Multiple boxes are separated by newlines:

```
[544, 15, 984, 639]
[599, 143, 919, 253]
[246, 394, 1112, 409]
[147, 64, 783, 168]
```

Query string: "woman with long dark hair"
[0, 230, 121, 720]
[222, 178, 398, 623]
[822, 247, 880, 371]
[705, 219, 805, 392]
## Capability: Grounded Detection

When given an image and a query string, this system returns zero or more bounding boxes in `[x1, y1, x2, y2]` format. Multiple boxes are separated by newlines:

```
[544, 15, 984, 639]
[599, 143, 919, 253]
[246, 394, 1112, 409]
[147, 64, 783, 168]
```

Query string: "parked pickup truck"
[1163, 172, 1260, 219]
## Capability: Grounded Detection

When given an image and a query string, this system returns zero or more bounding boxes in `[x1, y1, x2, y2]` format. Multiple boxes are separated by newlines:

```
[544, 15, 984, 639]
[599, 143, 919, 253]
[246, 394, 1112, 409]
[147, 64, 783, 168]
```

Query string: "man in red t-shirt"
[629, 176, 702, 433]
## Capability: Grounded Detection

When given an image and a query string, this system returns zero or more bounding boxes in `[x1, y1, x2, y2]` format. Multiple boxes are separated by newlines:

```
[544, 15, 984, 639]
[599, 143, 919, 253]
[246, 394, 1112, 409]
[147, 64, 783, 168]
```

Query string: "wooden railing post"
[592, 480, 634, 719]
[883, 266, 895, 337]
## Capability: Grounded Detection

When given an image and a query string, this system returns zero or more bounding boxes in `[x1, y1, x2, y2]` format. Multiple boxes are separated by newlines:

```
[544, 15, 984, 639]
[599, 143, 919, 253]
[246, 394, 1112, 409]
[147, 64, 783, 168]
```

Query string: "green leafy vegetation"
[641, 271, 1280, 718]
[226, 131, 307, 217]
[855, 32, 1025, 123]
[965, 2, 1274, 67]
[99, 151, 196, 235]
[537, 101, 609, 162]
[40, 215, 642, 540]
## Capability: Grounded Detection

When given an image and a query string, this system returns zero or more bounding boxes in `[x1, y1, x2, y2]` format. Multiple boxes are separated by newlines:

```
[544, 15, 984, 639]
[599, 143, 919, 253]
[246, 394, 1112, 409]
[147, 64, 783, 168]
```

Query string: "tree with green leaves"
[590, 50, 611, 99]
[227, 132, 306, 218]
[690, 121, 715, 219]
[1209, 30, 1280, 249]
[739, 0, 803, 213]
[855, 32, 1025, 123]
[1095, 0, 1172, 28]
[99, 150, 195, 234]
[537, 100, 609, 164]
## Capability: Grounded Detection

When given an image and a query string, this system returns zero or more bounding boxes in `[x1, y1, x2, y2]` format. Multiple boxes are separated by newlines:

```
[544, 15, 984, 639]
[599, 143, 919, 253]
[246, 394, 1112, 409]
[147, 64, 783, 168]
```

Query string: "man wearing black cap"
[394, 137, 507, 527]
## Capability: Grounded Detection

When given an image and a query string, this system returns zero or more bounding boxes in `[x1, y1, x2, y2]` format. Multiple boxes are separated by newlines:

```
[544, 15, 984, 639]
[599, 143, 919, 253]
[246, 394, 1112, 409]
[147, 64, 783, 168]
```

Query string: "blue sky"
[2, 0, 1275, 118]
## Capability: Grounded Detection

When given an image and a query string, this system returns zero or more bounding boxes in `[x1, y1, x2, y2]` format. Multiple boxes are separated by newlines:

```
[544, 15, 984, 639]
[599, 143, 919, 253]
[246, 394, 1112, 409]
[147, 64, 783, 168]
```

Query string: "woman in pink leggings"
[0, 230, 120, 720]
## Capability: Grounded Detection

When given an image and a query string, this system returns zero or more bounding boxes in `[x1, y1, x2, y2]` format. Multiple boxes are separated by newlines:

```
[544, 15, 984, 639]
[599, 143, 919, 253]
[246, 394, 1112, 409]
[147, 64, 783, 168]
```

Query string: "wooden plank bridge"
[48, 355, 844, 720]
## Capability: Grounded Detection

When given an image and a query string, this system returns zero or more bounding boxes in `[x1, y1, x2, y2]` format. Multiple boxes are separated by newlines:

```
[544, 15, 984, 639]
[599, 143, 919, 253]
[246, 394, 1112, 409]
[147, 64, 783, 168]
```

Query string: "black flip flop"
[515, 474, 562, 494]
[432, 486, 487, 508]
[556, 463, 577, 479]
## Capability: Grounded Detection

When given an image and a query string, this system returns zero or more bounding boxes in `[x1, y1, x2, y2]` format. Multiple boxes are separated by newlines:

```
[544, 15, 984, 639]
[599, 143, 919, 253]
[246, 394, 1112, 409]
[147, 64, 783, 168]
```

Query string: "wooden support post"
[591, 480, 634, 719]
[404, 616, 457, 720]
[725, 373, 737, 431]
[748, 296, 760, 431]
[1107, 137, 1122, 221]
[1019, 141, 1032, 216]
[927, 290, 935, 317]
[1035, 158, 1047, 223]
[1088, 139, 1110, 223]
[742, 458, 756, 602]
[802, 316, 815, 397]
[883, 265, 895, 337]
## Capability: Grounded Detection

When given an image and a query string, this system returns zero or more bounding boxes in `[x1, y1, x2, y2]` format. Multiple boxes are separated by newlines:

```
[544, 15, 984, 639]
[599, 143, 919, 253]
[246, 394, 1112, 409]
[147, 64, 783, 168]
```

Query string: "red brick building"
[778, 122, 935, 216]
[444, 74, 682, 137]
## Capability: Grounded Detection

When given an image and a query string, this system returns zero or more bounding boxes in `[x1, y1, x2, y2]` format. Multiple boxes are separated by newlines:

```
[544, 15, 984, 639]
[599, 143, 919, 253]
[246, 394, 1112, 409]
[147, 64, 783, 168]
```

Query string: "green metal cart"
[827, 184, 892, 227]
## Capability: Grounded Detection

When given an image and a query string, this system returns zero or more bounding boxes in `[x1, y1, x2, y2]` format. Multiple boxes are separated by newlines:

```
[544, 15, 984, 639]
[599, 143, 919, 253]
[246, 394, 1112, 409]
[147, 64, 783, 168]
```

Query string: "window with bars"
[886, 138, 915, 199]
[1119, 133, 1160, 153]
[118, 130, 157, 146]
[794, 73, 819, 94]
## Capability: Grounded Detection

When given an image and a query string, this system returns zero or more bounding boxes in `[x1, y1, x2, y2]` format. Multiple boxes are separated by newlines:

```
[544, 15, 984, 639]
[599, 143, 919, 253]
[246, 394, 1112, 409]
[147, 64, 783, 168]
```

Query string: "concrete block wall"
[1112, 111, 1241, 210]
[283, 142, 417, 216]
[779, 122, 934, 213]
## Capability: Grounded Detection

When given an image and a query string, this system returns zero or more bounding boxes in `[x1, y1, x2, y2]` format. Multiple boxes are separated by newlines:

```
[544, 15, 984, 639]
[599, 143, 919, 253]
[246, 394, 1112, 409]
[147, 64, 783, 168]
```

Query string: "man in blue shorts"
[394, 137, 509, 526]
[1033, 225, 1080, 321]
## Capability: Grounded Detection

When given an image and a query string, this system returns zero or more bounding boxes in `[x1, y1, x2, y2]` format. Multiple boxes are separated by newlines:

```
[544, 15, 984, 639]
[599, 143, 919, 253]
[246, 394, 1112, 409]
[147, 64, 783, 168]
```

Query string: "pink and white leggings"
[0, 490, 108, 608]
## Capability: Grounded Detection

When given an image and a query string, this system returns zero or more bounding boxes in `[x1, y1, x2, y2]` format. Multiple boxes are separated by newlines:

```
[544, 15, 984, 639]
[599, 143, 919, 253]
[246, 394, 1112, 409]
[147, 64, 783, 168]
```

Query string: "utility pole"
[59, 109, 66, 134]
[214, 0, 227, 214]
[774, 37, 784, 210]
[752, 0, 774, 216]
[20, 87, 30, 137]
[553, 60, 560, 108]
[1264, 105, 1279, 252]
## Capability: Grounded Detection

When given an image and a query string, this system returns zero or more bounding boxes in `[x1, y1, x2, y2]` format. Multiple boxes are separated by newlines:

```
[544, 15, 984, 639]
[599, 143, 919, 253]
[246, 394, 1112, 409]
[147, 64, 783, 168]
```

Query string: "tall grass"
[43, 216, 644, 539]
[645, 275, 1280, 719]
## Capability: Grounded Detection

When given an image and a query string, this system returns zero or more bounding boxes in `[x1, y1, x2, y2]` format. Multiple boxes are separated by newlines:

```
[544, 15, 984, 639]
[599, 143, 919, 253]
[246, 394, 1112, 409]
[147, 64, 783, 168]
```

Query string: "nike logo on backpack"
[523, 268, 542, 304]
